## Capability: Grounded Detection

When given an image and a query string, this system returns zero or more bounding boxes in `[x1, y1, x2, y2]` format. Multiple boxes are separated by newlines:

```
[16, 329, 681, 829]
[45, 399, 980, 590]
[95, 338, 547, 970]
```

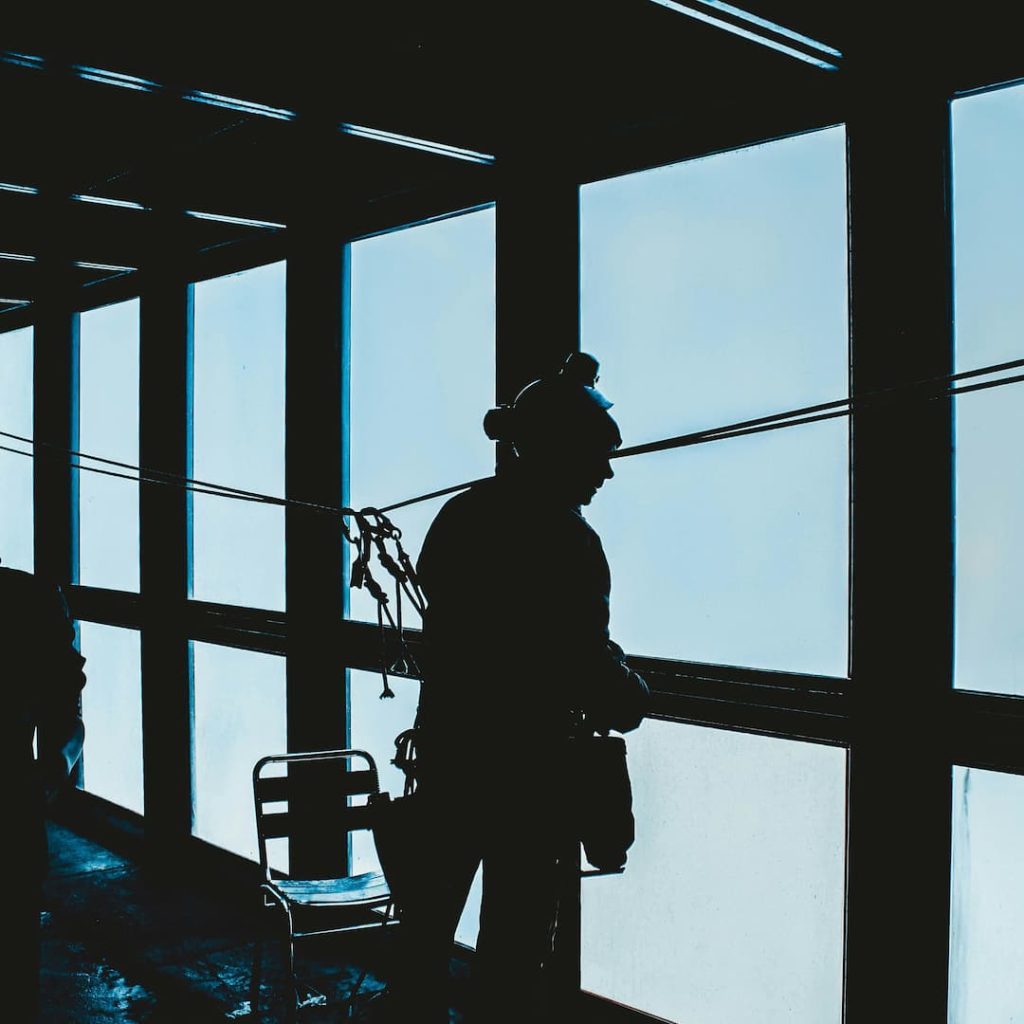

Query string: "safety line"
[2, 354, 1024, 520]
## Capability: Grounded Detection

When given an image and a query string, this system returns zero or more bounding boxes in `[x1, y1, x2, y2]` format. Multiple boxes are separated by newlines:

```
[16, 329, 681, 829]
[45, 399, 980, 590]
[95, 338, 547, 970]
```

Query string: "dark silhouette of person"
[1, 563, 87, 1021]
[389, 353, 649, 1023]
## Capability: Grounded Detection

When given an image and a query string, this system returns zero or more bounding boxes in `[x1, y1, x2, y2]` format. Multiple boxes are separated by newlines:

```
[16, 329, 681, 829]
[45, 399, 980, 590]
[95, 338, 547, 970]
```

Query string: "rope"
[3, 352, 1023, 520]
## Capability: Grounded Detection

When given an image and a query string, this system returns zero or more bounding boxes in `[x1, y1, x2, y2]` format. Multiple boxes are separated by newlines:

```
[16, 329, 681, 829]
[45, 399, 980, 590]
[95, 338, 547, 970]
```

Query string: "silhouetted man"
[394, 353, 648, 1023]
[2, 564, 87, 1021]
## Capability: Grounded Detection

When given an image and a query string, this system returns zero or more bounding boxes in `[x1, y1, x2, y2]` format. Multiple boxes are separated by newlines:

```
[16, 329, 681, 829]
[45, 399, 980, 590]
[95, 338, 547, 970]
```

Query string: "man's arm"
[579, 640, 650, 734]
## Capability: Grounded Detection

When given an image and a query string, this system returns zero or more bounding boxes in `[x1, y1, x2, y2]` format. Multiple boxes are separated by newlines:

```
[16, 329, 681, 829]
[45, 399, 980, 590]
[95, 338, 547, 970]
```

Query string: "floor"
[39, 822, 466, 1022]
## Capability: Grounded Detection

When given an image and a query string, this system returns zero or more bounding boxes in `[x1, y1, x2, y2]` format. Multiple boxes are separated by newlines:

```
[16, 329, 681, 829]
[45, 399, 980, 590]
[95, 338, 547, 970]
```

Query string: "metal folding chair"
[250, 749, 397, 1019]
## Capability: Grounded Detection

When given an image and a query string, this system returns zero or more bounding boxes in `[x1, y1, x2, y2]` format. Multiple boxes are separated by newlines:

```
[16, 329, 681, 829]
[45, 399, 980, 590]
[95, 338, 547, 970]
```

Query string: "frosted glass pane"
[193, 642, 286, 862]
[581, 127, 849, 674]
[79, 622, 143, 814]
[348, 667, 481, 944]
[953, 85, 1024, 371]
[349, 209, 495, 624]
[587, 420, 849, 675]
[0, 326, 33, 571]
[583, 721, 847, 1024]
[80, 300, 140, 591]
[582, 127, 849, 444]
[953, 84, 1024, 695]
[193, 263, 285, 609]
[949, 766, 1024, 1023]
[955, 389, 1024, 694]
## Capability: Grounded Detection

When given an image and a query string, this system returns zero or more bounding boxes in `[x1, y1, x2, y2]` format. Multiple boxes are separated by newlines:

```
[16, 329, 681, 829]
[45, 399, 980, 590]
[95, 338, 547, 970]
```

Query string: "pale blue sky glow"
[349, 208, 496, 624]
[953, 82, 1024, 696]
[583, 126, 849, 676]
[79, 622, 143, 814]
[193, 262, 286, 609]
[583, 721, 846, 1024]
[949, 766, 1024, 1023]
[79, 299, 140, 591]
[0, 326, 33, 571]
[193, 641, 287, 867]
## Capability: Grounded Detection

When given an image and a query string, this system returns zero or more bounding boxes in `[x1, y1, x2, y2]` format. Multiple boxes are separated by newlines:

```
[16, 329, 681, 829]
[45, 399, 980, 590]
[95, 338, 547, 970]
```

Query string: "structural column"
[495, 151, 584, 1002]
[139, 196, 195, 872]
[846, 62, 955, 1021]
[285, 128, 349, 878]
[495, 156, 581, 471]
[33, 103, 79, 590]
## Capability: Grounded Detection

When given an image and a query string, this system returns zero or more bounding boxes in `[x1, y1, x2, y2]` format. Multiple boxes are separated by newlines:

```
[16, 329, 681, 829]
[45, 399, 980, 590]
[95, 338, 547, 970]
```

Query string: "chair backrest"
[252, 749, 381, 878]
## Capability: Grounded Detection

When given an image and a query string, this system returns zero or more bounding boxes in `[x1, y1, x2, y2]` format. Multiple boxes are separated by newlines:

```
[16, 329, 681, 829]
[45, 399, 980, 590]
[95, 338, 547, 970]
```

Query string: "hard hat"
[483, 352, 621, 455]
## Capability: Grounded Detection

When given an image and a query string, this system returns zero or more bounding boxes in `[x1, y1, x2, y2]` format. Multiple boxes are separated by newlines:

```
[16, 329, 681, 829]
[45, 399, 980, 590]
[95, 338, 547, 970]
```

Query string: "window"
[348, 209, 496, 623]
[953, 82, 1024, 695]
[582, 722, 847, 1024]
[193, 642, 286, 864]
[79, 622, 143, 814]
[79, 300, 140, 591]
[0, 326, 33, 571]
[581, 127, 849, 676]
[949, 766, 1024, 1022]
[193, 262, 286, 609]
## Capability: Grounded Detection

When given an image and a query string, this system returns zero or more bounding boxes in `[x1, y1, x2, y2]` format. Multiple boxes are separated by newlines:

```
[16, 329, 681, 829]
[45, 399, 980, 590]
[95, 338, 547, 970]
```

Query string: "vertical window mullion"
[285, 153, 348, 878]
[139, 204, 194, 872]
[845, 78, 955, 1022]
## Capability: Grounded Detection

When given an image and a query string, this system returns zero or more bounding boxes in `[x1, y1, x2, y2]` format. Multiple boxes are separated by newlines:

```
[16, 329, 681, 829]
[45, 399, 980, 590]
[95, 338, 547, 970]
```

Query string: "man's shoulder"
[0, 568, 69, 620]
[0, 566, 49, 600]
[429, 478, 504, 530]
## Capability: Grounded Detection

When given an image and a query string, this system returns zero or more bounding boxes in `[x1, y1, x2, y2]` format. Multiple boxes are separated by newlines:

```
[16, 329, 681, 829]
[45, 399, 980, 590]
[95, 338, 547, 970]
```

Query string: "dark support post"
[34, 188, 78, 588]
[33, 63, 81, 785]
[495, 161, 581, 472]
[846, 61, 954, 1022]
[285, 133, 349, 878]
[495, 157, 584, 1005]
[139, 198, 195, 872]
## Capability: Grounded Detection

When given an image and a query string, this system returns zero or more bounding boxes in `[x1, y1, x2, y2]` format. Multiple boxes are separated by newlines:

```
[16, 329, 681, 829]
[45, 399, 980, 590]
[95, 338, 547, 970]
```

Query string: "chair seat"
[267, 870, 391, 907]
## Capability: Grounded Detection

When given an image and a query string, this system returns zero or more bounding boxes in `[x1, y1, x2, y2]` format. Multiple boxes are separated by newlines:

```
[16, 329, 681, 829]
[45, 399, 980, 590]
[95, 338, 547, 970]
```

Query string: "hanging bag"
[571, 729, 635, 873]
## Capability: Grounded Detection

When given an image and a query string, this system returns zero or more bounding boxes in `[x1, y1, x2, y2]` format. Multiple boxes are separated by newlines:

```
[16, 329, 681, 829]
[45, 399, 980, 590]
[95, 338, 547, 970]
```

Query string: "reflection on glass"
[582, 721, 846, 1024]
[79, 622, 143, 814]
[80, 300, 140, 591]
[949, 766, 1024, 1023]
[193, 641, 286, 864]
[349, 209, 496, 623]
[193, 262, 286, 609]
[0, 326, 33, 570]
[581, 128, 849, 674]
[953, 83, 1024, 695]
[348, 668, 482, 944]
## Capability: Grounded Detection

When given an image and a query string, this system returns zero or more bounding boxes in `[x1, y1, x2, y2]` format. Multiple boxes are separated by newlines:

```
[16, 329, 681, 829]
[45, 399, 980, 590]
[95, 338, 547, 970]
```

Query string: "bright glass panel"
[0, 326, 33, 570]
[949, 766, 1024, 1023]
[79, 300, 140, 591]
[79, 622, 143, 814]
[582, 721, 847, 1024]
[193, 642, 286, 863]
[193, 262, 286, 609]
[953, 83, 1024, 695]
[582, 126, 849, 675]
[348, 209, 496, 623]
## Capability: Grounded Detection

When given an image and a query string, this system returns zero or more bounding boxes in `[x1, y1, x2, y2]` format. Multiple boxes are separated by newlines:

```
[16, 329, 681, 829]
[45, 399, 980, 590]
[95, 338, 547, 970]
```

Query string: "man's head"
[484, 352, 621, 506]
